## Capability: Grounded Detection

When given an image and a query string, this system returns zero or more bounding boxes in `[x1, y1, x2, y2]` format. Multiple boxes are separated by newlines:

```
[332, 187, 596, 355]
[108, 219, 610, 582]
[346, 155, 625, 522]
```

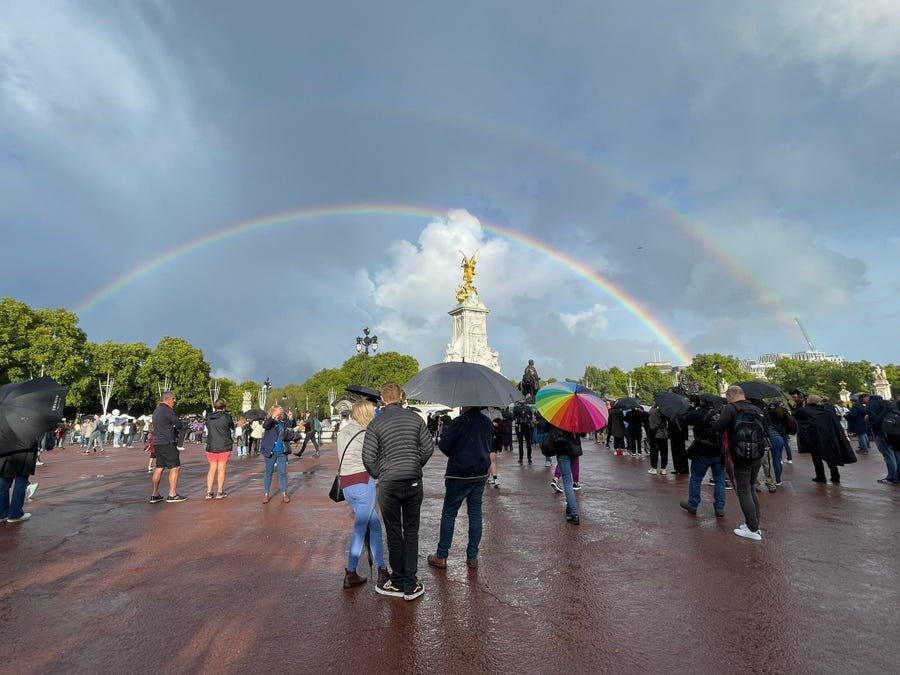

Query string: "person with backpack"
[794, 394, 856, 485]
[711, 385, 768, 541]
[680, 395, 726, 518]
[513, 401, 534, 464]
[294, 411, 320, 458]
[858, 394, 898, 485]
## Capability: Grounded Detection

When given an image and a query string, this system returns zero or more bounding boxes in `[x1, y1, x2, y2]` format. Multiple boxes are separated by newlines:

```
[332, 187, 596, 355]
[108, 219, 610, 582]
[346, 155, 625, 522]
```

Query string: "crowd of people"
[4, 379, 899, 609]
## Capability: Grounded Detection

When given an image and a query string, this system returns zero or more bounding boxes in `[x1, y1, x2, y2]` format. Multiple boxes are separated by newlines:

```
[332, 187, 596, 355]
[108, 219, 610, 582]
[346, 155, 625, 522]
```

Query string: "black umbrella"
[345, 384, 381, 403]
[0, 377, 68, 456]
[243, 408, 267, 421]
[403, 362, 522, 408]
[733, 381, 784, 400]
[654, 391, 691, 419]
[699, 393, 725, 406]
[612, 396, 642, 410]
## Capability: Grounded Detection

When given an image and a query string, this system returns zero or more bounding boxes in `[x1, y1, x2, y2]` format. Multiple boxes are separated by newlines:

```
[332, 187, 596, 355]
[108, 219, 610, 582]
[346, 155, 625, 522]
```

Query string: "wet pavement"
[2, 438, 898, 674]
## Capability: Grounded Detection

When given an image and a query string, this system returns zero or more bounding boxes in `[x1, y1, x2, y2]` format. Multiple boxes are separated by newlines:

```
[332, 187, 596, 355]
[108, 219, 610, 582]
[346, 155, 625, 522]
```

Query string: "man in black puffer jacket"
[362, 382, 434, 601]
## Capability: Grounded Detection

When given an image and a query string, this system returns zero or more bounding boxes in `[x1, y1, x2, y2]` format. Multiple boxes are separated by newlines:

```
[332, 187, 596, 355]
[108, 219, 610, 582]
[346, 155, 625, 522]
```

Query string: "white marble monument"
[445, 251, 501, 372]
[873, 365, 892, 400]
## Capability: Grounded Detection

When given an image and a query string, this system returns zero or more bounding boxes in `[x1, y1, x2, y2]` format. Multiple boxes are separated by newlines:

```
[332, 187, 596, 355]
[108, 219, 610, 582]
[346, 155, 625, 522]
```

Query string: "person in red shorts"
[205, 398, 235, 499]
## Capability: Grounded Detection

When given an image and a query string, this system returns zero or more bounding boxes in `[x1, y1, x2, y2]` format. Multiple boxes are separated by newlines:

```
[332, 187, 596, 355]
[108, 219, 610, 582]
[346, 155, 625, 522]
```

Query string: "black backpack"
[730, 408, 767, 460]
[882, 404, 900, 449]
[699, 407, 724, 453]
[517, 406, 531, 427]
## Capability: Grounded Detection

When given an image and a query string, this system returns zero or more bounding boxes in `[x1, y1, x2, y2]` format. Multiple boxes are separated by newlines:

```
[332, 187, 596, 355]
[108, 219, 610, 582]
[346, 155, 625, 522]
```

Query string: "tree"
[582, 365, 629, 398]
[76, 341, 152, 413]
[683, 354, 752, 394]
[0, 299, 89, 389]
[630, 366, 675, 400]
[135, 337, 211, 414]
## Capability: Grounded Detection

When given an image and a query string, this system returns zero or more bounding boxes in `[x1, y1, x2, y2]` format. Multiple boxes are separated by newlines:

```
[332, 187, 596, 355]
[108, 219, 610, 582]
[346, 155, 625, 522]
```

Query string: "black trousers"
[378, 478, 424, 593]
[811, 450, 841, 482]
[670, 432, 688, 473]
[733, 457, 762, 531]
[517, 427, 533, 461]
[629, 433, 643, 454]
[650, 437, 669, 469]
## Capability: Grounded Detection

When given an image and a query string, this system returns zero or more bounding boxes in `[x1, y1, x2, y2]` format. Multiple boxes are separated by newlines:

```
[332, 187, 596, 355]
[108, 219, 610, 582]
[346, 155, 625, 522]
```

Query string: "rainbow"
[343, 104, 799, 331]
[74, 204, 694, 363]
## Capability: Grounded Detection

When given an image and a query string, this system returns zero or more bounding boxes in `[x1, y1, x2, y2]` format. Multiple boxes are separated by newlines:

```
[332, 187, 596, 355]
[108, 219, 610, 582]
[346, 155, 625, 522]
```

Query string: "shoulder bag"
[329, 429, 366, 502]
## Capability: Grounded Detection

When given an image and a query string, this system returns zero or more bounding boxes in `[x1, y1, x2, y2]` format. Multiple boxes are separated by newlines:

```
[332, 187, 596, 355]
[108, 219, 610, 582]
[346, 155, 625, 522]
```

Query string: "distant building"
[644, 361, 673, 375]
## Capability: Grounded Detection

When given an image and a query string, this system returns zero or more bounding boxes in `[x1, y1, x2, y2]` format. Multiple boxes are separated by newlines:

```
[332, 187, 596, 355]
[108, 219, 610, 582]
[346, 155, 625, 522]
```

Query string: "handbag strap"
[337, 429, 366, 473]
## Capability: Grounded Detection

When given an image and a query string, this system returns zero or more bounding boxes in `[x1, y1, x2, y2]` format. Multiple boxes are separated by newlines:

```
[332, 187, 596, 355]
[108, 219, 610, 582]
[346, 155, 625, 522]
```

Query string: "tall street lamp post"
[355, 327, 378, 387]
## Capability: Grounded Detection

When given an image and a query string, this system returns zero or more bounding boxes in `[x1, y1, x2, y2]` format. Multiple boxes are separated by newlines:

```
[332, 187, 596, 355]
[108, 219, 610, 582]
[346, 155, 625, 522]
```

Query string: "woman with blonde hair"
[261, 405, 290, 504]
[338, 399, 389, 589]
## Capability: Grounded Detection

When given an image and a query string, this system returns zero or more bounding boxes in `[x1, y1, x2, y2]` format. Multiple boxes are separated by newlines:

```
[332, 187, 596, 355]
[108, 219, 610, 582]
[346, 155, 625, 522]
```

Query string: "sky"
[2, 1, 899, 386]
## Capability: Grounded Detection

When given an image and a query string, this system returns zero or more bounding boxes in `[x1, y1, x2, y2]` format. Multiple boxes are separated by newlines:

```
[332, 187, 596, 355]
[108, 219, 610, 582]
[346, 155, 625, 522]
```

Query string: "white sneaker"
[7, 513, 32, 523]
[659, 469, 667, 475]
[734, 527, 762, 541]
[647, 468, 658, 475]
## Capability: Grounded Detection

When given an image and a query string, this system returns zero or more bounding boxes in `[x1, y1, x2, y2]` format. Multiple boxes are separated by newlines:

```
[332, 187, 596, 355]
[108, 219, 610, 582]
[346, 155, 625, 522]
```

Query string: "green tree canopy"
[683, 354, 753, 394]
[135, 337, 212, 414]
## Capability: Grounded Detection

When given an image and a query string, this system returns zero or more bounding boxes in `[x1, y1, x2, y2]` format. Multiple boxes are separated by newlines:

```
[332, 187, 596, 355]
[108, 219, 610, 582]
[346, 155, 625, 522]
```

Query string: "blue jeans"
[0, 476, 28, 520]
[769, 435, 784, 483]
[556, 454, 579, 517]
[874, 434, 899, 482]
[263, 453, 288, 494]
[436, 478, 486, 560]
[343, 477, 386, 571]
[688, 455, 725, 510]
[856, 432, 870, 452]
[781, 435, 793, 461]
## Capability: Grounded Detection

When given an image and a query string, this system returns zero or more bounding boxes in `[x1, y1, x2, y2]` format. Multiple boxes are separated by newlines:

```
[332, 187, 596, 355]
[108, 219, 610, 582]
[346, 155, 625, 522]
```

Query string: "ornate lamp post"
[355, 327, 378, 387]
[258, 377, 271, 409]
[713, 363, 725, 396]
[208, 378, 221, 408]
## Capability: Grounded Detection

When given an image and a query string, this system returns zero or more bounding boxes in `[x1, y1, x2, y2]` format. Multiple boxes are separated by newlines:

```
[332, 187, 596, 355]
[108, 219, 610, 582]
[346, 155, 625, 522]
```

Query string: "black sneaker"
[149, 494, 164, 504]
[565, 513, 580, 525]
[404, 582, 425, 601]
[166, 494, 187, 503]
[375, 580, 405, 598]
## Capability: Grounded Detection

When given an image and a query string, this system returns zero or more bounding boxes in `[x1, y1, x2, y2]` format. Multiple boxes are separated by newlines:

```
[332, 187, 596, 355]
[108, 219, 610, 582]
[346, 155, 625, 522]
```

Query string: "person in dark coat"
[625, 406, 645, 455]
[0, 445, 38, 523]
[844, 394, 870, 454]
[608, 406, 627, 454]
[794, 395, 857, 484]
[668, 417, 689, 474]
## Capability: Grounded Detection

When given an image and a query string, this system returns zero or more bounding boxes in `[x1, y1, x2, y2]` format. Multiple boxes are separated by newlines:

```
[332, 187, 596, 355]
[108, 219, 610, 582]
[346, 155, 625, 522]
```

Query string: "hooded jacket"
[205, 410, 235, 453]
[438, 408, 492, 481]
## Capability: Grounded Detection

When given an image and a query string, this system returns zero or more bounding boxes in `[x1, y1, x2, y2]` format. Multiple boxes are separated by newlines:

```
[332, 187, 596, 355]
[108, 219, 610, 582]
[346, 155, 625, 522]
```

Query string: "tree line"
[3, 298, 896, 417]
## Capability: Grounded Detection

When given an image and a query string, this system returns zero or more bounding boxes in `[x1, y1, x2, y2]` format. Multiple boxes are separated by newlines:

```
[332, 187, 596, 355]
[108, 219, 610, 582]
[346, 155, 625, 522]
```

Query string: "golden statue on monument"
[456, 250, 479, 303]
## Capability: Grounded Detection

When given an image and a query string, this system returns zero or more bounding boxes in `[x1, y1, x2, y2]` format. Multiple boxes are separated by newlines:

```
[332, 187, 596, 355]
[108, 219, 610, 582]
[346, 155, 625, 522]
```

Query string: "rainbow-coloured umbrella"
[534, 381, 608, 434]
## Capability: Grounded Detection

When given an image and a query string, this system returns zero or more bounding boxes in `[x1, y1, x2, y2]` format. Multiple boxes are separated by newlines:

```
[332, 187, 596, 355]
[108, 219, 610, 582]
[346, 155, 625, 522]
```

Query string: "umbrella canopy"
[699, 393, 725, 406]
[612, 396, 642, 410]
[733, 381, 784, 400]
[403, 362, 522, 408]
[0, 377, 68, 456]
[345, 384, 381, 403]
[535, 382, 608, 434]
[242, 408, 267, 421]
[653, 391, 691, 419]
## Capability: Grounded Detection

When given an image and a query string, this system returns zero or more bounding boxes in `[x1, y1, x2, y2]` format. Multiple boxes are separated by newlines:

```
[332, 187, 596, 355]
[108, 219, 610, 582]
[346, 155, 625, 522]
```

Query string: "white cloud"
[559, 304, 609, 335]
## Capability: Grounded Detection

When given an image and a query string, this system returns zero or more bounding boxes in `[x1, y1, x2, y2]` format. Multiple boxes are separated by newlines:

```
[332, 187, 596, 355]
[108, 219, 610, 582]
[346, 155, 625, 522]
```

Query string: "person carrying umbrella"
[427, 405, 493, 571]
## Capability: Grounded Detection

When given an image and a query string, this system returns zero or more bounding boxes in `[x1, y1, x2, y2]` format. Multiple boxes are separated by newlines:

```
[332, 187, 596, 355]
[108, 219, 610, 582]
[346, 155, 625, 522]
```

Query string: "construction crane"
[794, 318, 816, 352]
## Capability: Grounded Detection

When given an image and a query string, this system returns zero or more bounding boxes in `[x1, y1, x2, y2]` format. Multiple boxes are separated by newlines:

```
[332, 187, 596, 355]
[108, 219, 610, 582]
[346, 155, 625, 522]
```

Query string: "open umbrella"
[403, 362, 521, 408]
[535, 382, 608, 434]
[653, 391, 691, 419]
[733, 381, 784, 400]
[345, 384, 381, 404]
[612, 396, 642, 410]
[0, 376, 68, 456]
[243, 408, 267, 421]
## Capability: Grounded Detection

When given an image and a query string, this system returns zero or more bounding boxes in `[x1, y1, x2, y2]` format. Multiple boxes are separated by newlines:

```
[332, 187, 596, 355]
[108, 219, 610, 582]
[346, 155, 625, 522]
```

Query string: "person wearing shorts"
[205, 398, 235, 499]
[150, 392, 187, 503]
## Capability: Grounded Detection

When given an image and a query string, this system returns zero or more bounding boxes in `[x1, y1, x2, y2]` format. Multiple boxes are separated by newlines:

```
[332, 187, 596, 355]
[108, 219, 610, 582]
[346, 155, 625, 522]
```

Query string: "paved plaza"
[1, 437, 898, 674]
